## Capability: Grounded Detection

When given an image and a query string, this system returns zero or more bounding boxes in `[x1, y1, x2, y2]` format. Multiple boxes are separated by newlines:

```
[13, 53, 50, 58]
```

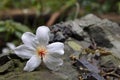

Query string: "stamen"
[37, 48, 47, 58]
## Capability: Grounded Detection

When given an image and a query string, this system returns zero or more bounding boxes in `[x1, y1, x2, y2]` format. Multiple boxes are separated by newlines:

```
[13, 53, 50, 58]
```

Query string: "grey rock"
[49, 33, 54, 43]
[67, 39, 83, 59]
[50, 22, 72, 42]
[78, 14, 102, 27]
[67, 39, 83, 52]
[70, 21, 85, 40]
[52, 12, 118, 56]
[54, 31, 65, 42]
[0, 71, 68, 80]
[56, 44, 79, 80]
[98, 19, 120, 38]
[85, 25, 113, 48]
[70, 14, 120, 59]
[91, 19, 120, 58]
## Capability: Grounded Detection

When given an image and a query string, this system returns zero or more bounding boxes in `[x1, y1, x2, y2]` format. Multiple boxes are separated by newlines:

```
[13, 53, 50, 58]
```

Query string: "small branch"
[46, 3, 74, 26]
[74, 2, 80, 19]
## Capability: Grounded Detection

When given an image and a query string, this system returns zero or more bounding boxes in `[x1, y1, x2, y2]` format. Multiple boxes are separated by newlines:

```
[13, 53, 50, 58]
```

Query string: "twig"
[74, 2, 80, 19]
[46, 3, 74, 26]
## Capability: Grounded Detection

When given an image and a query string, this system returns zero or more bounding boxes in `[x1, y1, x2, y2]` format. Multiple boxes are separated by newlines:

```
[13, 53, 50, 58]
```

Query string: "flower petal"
[1, 48, 9, 57]
[36, 26, 50, 46]
[2, 48, 9, 54]
[24, 55, 41, 72]
[14, 45, 35, 59]
[47, 42, 64, 58]
[43, 55, 63, 71]
[6, 43, 15, 50]
[21, 32, 38, 49]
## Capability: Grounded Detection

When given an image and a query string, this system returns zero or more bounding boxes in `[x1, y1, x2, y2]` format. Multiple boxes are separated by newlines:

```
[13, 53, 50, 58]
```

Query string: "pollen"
[37, 48, 47, 58]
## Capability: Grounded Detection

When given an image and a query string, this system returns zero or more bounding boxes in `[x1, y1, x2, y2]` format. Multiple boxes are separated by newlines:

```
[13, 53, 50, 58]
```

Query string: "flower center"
[37, 48, 47, 58]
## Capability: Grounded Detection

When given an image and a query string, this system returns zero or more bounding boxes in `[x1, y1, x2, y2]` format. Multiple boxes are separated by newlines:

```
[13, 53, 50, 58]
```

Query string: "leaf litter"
[70, 38, 120, 80]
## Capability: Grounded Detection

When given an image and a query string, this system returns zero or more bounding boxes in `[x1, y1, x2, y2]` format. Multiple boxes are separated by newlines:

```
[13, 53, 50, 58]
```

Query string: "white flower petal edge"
[0, 48, 9, 57]
[47, 42, 64, 58]
[21, 32, 38, 49]
[2, 48, 9, 54]
[24, 55, 41, 72]
[6, 43, 16, 50]
[36, 26, 50, 46]
[43, 55, 63, 71]
[14, 45, 35, 59]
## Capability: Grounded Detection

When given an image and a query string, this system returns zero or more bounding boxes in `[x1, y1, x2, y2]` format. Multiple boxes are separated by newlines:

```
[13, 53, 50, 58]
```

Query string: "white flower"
[14, 26, 64, 72]
[0, 43, 15, 57]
